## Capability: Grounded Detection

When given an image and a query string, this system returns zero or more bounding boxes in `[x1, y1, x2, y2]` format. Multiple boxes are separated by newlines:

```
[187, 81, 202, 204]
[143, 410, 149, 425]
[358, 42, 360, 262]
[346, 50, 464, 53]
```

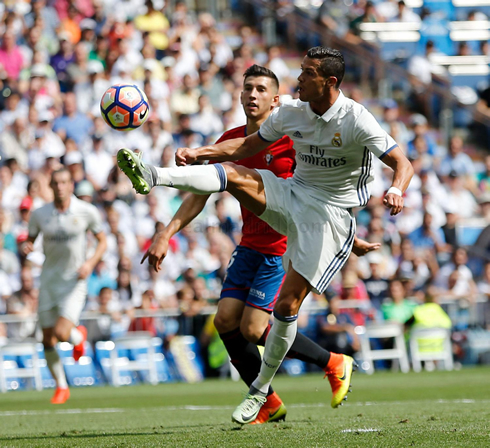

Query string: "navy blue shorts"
[220, 245, 286, 312]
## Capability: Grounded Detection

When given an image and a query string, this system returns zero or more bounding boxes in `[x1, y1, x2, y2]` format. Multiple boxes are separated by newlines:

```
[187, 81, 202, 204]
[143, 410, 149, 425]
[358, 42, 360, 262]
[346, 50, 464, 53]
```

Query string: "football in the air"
[100, 84, 149, 131]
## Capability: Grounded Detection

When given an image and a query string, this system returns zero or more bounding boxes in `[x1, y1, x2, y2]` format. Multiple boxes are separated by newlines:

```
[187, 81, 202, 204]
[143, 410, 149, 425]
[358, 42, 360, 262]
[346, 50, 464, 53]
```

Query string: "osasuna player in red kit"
[139, 65, 380, 424]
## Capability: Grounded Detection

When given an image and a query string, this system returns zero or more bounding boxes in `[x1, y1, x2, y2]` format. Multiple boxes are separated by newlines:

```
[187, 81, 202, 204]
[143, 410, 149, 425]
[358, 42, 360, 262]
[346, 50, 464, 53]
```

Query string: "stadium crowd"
[0, 0, 489, 371]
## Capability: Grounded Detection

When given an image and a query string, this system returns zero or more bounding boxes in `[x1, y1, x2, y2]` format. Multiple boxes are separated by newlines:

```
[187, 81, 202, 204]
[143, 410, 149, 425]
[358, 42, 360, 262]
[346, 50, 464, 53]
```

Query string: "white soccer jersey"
[258, 92, 397, 208]
[28, 196, 103, 282]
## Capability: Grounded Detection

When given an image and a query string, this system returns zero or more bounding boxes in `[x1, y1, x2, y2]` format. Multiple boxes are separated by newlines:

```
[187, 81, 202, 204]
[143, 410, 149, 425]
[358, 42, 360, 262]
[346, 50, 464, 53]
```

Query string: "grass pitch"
[0, 367, 489, 447]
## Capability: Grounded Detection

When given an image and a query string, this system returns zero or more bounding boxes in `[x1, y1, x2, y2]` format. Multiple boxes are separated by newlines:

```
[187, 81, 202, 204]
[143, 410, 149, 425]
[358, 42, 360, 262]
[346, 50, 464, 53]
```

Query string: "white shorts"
[257, 170, 356, 294]
[38, 278, 87, 328]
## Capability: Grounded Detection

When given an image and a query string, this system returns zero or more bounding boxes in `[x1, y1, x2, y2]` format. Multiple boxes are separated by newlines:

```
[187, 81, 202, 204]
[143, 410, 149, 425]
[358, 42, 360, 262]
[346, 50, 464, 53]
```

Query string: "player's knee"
[239, 321, 263, 344]
[214, 311, 239, 334]
[221, 162, 240, 183]
[274, 293, 301, 317]
[53, 327, 69, 343]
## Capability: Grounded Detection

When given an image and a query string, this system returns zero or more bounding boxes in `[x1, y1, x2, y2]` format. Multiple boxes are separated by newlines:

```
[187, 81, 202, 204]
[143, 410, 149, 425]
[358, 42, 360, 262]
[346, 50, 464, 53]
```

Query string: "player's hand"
[20, 241, 34, 256]
[352, 236, 381, 256]
[141, 233, 170, 272]
[383, 193, 404, 216]
[77, 262, 93, 279]
[175, 147, 198, 166]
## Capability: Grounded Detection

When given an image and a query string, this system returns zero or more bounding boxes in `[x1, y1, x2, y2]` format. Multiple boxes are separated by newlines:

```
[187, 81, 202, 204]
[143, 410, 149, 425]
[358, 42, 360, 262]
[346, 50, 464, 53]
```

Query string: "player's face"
[240, 76, 279, 120]
[297, 57, 335, 102]
[50, 171, 74, 201]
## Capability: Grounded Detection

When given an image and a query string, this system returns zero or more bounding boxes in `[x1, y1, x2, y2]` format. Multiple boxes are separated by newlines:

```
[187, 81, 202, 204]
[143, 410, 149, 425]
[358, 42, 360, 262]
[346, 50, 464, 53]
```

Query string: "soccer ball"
[100, 84, 150, 131]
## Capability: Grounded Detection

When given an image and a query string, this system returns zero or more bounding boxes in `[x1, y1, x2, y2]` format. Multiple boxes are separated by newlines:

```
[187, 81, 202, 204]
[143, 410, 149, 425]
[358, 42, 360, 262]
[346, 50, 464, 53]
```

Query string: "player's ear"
[271, 94, 280, 108]
[327, 76, 338, 89]
[239, 91, 244, 105]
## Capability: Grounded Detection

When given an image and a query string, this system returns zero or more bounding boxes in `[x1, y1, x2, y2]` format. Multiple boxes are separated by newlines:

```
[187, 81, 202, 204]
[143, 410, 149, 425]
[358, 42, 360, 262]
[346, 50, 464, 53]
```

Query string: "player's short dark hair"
[50, 167, 72, 182]
[243, 64, 279, 92]
[306, 46, 345, 88]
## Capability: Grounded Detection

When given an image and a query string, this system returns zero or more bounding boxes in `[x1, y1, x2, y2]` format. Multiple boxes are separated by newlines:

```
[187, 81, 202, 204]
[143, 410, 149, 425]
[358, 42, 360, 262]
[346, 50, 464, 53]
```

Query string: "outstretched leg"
[117, 149, 267, 216]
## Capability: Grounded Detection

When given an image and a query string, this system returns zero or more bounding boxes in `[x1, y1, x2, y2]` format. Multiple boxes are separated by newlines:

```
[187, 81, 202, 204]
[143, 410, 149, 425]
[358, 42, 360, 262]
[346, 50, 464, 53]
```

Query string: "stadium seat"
[0, 339, 43, 392]
[109, 332, 159, 387]
[409, 327, 453, 372]
[357, 323, 410, 374]
[55, 341, 101, 386]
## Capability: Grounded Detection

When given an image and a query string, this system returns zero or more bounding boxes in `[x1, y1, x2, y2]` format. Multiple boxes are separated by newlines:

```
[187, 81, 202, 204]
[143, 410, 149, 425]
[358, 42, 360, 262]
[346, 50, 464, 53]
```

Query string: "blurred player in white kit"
[23, 168, 107, 403]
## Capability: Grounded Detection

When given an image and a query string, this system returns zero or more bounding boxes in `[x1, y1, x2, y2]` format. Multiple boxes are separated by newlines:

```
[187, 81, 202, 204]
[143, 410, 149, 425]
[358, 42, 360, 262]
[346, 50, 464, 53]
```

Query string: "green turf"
[0, 367, 489, 447]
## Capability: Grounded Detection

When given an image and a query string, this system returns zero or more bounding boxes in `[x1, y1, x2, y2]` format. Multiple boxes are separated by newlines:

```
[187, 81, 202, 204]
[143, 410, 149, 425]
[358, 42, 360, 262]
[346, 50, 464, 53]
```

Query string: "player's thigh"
[214, 297, 246, 333]
[222, 162, 266, 216]
[57, 280, 87, 330]
[274, 264, 313, 317]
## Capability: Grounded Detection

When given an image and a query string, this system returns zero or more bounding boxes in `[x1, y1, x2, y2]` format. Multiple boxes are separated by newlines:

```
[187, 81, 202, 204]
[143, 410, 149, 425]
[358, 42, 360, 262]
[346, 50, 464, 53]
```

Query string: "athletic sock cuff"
[273, 311, 298, 323]
[214, 164, 227, 192]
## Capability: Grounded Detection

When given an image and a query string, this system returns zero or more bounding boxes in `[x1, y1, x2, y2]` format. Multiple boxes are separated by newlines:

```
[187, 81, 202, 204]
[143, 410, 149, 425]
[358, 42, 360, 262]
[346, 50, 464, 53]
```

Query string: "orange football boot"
[51, 387, 70, 404]
[72, 325, 87, 362]
[323, 353, 356, 408]
[250, 392, 287, 425]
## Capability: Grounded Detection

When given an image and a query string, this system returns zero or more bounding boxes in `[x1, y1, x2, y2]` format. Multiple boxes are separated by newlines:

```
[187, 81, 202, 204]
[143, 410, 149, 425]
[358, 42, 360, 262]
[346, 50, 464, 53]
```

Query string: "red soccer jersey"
[215, 125, 295, 256]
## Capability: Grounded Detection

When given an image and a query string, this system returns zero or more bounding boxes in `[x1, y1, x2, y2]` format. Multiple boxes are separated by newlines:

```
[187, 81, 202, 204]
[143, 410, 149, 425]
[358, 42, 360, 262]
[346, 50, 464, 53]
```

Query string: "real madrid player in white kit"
[116, 46, 414, 423]
[23, 168, 107, 404]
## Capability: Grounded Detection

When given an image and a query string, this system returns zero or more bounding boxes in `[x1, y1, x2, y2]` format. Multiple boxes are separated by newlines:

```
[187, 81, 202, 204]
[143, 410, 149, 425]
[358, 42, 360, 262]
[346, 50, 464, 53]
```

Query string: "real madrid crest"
[331, 133, 342, 147]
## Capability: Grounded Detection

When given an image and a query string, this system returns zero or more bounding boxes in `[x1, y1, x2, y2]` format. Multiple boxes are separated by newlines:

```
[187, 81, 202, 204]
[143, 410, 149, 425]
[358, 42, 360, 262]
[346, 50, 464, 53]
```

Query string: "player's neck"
[246, 117, 265, 135]
[54, 197, 71, 212]
[309, 89, 340, 116]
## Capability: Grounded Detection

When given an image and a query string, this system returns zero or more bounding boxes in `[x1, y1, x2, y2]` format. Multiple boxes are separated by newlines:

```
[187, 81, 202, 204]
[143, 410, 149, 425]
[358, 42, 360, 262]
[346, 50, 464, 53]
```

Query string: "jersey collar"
[306, 90, 346, 123]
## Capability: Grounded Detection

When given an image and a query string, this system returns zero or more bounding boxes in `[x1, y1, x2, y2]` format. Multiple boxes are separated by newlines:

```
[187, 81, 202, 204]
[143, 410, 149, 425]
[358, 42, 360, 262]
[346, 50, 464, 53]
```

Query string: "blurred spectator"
[53, 92, 93, 145]
[134, 0, 170, 53]
[170, 74, 201, 116]
[379, 99, 410, 151]
[475, 154, 490, 193]
[408, 211, 446, 253]
[317, 296, 360, 357]
[84, 134, 114, 191]
[0, 118, 31, 170]
[381, 279, 417, 323]
[0, 267, 12, 314]
[438, 136, 475, 180]
[391, 1, 421, 23]
[317, 0, 351, 38]
[444, 171, 478, 219]
[190, 94, 224, 140]
[75, 180, 95, 202]
[347, 1, 380, 45]
[265, 46, 291, 82]
[405, 288, 451, 330]
[128, 289, 157, 334]
[363, 252, 390, 312]
[435, 248, 477, 301]
[6, 266, 38, 339]
[85, 286, 126, 343]
[0, 31, 24, 80]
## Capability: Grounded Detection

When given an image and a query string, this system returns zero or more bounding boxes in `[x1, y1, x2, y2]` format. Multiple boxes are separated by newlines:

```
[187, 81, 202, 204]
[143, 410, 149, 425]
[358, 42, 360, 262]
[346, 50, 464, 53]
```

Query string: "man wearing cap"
[22, 167, 107, 404]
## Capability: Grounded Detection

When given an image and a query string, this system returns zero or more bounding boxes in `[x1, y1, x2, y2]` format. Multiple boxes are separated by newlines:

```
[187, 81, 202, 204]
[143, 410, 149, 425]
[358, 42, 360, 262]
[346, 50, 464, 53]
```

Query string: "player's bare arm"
[142, 193, 210, 271]
[380, 146, 414, 216]
[176, 132, 272, 166]
[78, 231, 107, 279]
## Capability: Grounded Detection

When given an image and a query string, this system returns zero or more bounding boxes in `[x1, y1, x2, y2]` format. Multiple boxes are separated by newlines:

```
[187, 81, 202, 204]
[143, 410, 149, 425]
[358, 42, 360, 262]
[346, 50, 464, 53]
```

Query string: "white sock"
[251, 312, 298, 395]
[45, 347, 68, 389]
[69, 327, 83, 346]
[154, 164, 227, 194]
